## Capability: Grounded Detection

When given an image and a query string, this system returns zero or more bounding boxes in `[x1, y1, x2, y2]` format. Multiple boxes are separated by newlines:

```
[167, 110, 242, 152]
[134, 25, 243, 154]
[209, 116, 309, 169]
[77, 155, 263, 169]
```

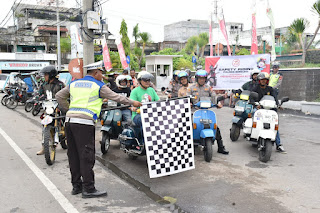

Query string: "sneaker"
[276, 145, 286, 153]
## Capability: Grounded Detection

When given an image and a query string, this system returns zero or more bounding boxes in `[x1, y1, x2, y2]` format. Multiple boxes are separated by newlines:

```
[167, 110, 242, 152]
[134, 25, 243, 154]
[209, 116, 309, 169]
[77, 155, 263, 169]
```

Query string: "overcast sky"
[0, 0, 319, 42]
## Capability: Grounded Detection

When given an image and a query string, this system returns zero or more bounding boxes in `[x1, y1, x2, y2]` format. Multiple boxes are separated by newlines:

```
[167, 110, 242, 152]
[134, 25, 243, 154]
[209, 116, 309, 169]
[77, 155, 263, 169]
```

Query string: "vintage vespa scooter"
[243, 93, 289, 162]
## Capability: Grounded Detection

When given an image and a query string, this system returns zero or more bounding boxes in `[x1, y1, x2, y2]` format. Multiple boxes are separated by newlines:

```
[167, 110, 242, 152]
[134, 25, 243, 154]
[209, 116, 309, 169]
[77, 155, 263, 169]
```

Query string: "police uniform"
[56, 62, 134, 196]
[186, 83, 229, 154]
[178, 85, 188, 97]
[168, 80, 181, 98]
[269, 72, 283, 97]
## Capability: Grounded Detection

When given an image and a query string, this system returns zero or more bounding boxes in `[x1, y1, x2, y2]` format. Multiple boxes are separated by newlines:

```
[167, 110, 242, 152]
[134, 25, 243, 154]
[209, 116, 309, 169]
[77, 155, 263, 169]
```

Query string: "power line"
[1, 0, 24, 28]
[0, 0, 18, 26]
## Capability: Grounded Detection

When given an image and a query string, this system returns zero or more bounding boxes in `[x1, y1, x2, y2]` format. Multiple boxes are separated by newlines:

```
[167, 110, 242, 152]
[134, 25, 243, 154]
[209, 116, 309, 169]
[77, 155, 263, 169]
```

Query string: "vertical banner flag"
[102, 42, 112, 71]
[266, 0, 276, 61]
[141, 98, 195, 178]
[251, 0, 258, 55]
[116, 38, 129, 69]
[218, 9, 231, 56]
[70, 24, 83, 59]
[205, 54, 270, 89]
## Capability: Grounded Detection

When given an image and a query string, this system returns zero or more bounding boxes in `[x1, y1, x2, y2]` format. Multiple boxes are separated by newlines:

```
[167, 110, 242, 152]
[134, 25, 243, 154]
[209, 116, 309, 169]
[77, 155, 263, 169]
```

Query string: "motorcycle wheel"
[203, 138, 213, 162]
[1, 95, 8, 106]
[43, 126, 56, 165]
[32, 105, 41, 116]
[25, 102, 34, 112]
[100, 131, 110, 154]
[259, 138, 272, 163]
[6, 98, 18, 109]
[60, 138, 68, 150]
[230, 124, 241, 142]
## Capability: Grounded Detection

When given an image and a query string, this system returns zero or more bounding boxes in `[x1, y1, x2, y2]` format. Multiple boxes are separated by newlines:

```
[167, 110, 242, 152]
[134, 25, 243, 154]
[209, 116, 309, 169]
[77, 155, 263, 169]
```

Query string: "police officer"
[56, 61, 142, 198]
[167, 70, 181, 98]
[177, 71, 190, 97]
[252, 72, 285, 153]
[187, 70, 229, 155]
[37, 65, 64, 155]
[269, 63, 283, 98]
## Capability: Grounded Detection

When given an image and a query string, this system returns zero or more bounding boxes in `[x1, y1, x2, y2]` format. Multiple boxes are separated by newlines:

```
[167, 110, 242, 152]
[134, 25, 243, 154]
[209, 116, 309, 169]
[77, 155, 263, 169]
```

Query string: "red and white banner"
[205, 54, 270, 89]
[218, 10, 231, 56]
[102, 42, 112, 71]
[251, 13, 258, 55]
[116, 39, 128, 69]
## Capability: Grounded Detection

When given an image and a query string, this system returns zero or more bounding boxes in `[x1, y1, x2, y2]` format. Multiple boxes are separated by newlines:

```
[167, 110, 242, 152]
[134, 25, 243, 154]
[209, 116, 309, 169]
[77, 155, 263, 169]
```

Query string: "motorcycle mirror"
[281, 97, 289, 103]
[161, 87, 166, 92]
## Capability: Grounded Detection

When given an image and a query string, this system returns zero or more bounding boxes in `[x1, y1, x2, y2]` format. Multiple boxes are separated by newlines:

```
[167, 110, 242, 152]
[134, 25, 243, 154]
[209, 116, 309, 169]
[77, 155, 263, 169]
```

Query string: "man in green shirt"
[130, 71, 159, 142]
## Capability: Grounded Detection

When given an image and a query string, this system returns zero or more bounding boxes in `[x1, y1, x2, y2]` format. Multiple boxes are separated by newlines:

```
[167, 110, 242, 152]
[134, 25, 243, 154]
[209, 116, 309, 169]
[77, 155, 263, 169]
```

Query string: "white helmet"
[251, 68, 260, 79]
[116, 75, 128, 88]
[137, 71, 154, 81]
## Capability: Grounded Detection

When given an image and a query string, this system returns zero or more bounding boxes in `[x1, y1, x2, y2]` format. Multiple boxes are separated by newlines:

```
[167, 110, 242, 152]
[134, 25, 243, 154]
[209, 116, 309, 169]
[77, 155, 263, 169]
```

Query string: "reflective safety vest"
[269, 74, 280, 88]
[68, 76, 104, 122]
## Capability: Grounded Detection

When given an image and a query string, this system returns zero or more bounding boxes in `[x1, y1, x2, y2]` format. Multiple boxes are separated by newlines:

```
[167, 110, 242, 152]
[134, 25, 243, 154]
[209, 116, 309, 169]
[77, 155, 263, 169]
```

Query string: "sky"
[0, 0, 319, 42]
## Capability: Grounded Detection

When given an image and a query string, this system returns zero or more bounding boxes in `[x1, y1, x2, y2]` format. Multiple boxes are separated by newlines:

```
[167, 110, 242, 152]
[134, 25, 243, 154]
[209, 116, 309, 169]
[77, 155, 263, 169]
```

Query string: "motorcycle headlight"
[46, 107, 54, 115]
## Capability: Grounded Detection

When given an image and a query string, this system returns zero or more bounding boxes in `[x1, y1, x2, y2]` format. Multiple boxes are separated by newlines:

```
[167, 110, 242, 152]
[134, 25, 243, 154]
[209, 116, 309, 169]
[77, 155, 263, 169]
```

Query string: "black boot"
[82, 189, 108, 198]
[217, 139, 229, 155]
[71, 184, 82, 195]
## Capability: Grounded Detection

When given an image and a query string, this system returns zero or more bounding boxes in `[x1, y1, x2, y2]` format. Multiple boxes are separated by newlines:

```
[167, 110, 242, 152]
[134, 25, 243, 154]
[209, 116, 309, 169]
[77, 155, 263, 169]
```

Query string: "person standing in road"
[268, 63, 283, 98]
[56, 62, 141, 198]
[186, 70, 229, 155]
[36, 65, 64, 155]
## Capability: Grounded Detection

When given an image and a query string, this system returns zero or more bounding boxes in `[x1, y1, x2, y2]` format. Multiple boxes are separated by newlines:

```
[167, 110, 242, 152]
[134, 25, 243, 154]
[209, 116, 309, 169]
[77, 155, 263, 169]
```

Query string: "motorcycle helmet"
[177, 71, 189, 84]
[137, 71, 154, 82]
[195, 69, 208, 83]
[272, 62, 280, 68]
[250, 67, 261, 79]
[40, 65, 58, 80]
[257, 72, 270, 84]
[173, 70, 180, 78]
[126, 75, 132, 81]
[196, 65, 203, 70]
[116, 75, 128, 88]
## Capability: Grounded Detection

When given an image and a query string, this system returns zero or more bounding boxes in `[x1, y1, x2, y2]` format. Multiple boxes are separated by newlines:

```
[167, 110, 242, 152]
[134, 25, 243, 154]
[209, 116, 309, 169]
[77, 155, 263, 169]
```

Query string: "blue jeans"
[133, 114, 144, 145]
[121, 109, 132, 123]
[252, 108, 281, 146]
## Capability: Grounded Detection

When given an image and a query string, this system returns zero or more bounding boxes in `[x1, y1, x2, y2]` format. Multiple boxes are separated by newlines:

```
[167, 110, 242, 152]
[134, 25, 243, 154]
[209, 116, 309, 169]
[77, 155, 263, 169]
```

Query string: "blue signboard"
[192, 56, 197, 63]
[126, 55, 130, 64]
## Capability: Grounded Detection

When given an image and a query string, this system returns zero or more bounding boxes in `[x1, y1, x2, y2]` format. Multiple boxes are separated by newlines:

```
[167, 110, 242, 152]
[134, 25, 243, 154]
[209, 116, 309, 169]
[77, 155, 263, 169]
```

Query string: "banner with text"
[205, 54, 270, 90]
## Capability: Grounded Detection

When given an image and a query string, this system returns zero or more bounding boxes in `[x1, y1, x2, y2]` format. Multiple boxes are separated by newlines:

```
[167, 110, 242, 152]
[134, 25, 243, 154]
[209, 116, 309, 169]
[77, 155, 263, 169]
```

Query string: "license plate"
[235, 106, 245, 112]
[41, 115, 53, 125]
[108, 100, 117, 107]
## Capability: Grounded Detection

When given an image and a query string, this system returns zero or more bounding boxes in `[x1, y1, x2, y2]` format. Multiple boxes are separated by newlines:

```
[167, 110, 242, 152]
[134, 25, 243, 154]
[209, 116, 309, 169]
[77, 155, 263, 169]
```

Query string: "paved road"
[1, 96, 320, 213]
[0, 99, 170, 213]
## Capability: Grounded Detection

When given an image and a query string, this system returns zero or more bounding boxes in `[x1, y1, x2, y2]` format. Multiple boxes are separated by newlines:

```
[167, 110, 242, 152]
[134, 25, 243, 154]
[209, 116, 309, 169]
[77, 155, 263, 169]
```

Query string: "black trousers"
[65, 122, 96, 192]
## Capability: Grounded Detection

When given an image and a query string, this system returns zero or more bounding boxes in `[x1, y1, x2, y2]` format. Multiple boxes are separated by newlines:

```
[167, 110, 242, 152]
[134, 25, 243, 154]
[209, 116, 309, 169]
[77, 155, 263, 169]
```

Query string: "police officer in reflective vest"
[268, 63, 283, 98]
[56, 61, 141, 198]
[186, 70, 229, 155]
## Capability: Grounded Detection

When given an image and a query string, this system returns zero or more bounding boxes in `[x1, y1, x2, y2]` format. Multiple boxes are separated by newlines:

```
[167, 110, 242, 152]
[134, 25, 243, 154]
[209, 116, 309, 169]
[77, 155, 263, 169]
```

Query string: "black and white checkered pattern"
[141, 98, 195, 178]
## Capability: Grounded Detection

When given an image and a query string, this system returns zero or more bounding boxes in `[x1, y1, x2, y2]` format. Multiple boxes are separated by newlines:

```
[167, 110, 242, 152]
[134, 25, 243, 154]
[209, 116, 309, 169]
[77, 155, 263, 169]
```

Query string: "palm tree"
[138, 32, 152, 67]
[185, 36, 198, 55]
[197, 32, 209, 58]
[289, 18, 309, 65]
[133, 24, 140, 47]
[306, 0, 320, 50]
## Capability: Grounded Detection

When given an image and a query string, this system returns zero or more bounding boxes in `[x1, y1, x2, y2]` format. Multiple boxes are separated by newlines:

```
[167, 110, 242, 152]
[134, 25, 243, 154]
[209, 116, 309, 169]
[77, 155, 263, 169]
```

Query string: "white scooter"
[243, 93, 289, 162]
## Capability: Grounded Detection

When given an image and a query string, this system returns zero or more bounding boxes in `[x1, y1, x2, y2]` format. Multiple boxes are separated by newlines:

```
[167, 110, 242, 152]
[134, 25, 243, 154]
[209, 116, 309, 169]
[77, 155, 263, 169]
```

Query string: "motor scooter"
[243, 93, 289, 162]
[230, 90, 254, 141]
[192, 97, 221, 162]
[100, 100, 123, 154]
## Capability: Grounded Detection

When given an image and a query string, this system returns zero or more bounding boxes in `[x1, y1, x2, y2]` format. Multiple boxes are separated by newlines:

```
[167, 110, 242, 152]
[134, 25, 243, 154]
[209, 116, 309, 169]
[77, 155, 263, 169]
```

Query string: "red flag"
[251, 13, 258, 55]
[103, 42, 112, 71]
[116, 40, 128, 69]
[218, 10, 231, 56]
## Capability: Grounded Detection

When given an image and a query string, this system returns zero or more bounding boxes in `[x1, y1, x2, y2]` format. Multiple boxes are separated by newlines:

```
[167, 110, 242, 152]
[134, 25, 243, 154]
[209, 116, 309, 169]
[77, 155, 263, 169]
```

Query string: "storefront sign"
[0, 61, 50, 70]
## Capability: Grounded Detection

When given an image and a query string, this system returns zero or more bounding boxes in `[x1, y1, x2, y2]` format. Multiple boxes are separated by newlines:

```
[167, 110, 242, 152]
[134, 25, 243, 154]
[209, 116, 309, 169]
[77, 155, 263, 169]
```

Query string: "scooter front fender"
[231, 116, 243, 126]
[259, 129, 277, 141]
[101, 126, 112, 133]
[200, 129, 215, 139]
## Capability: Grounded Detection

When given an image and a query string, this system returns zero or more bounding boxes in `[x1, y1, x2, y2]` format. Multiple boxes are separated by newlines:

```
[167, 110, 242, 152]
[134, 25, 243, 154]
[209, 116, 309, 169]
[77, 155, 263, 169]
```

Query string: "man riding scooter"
[252, 72, 286, 153]
[187, 70, 229, 155]
[167, 70, 181, 98]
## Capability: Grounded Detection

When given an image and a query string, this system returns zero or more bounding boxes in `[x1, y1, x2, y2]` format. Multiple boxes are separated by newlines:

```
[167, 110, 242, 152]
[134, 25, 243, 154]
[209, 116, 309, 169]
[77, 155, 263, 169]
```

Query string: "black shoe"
[82, 189, 108, 198]
[71, 187, 82, 195]
[218, 146, 229, 155]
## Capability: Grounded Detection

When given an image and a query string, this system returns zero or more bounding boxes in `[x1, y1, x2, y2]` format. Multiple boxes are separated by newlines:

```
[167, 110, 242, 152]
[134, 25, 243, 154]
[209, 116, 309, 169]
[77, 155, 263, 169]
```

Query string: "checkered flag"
[141, 97, 195, 178]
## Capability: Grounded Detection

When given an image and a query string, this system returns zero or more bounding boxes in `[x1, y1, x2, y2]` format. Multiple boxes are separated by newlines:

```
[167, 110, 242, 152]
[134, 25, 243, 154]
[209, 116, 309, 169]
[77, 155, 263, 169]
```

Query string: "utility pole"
[82, 0, 94, 77]
[56, 0, 61, 70]
[214, 0, 219, 56]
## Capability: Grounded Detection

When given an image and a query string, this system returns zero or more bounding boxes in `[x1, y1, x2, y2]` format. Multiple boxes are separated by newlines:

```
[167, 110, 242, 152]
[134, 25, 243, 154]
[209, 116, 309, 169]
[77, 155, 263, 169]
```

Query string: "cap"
[83, 61, 105, 72]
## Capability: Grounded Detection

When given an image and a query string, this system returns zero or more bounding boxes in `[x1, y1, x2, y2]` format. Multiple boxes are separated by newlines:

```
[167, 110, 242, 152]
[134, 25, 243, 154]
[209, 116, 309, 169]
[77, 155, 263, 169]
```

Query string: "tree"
[138, 32, 152, 68]
[236, 48, 250, 55]
[119, 19, 131, 56]
[306, 0, 320, 50]
[60, 36, 71, 53]
[132, 23, 140, 47]
[197, 32, 209, 58]
[185, 36, 198, 55]
[289, 18, 309, 65]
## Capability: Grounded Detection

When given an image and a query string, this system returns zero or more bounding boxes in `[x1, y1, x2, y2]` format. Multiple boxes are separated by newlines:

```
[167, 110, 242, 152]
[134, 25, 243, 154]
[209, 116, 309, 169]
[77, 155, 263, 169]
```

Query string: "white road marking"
[0, 127, 79, 213]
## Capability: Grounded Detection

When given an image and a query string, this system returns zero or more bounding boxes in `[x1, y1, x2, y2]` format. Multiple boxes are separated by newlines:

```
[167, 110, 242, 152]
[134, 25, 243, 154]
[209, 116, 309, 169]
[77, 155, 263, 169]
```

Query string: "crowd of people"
[34, 62, 283, 199]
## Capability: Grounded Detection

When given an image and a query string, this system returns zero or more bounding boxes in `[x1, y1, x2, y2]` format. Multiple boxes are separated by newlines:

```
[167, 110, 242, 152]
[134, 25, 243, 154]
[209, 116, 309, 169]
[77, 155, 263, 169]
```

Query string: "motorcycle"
[40, 91, 67, 165]
[25, 91, 39, 112]
[192, 97, 220, 162]
[100, 100, 123, 154]
[6, 85, 30, 109]
[32, 95, 45, 116]
[243, 93, 289, 163]
[1, 86, 12, 106]
[230, 90, 254, 141]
